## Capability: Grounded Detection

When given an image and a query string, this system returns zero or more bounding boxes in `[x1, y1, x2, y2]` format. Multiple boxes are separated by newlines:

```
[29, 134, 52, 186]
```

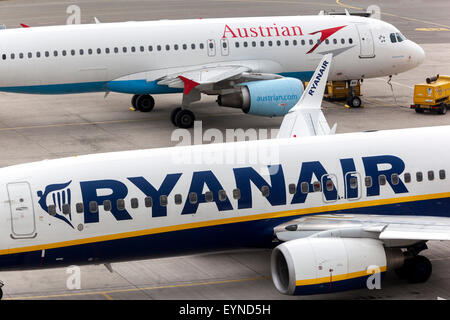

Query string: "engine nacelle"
[217, 78, 303, 117]
[271, 237, 404, 295]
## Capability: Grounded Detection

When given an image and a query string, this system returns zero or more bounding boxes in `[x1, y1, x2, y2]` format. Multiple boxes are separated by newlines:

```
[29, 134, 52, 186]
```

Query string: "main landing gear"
[170, 107, 196, 129]
[131, 94, 155, 112]
[395, 243, 432, 284]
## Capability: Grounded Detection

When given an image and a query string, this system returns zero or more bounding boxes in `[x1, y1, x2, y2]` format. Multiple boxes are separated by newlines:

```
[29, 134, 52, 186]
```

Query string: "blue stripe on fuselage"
[0, 71, 314, 95]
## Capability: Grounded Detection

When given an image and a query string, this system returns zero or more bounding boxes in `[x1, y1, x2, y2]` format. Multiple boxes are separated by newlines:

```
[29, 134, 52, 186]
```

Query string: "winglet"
[20, 23, 30, 28]
[277, 54, 333, 139]
[178, 76, 200, 95]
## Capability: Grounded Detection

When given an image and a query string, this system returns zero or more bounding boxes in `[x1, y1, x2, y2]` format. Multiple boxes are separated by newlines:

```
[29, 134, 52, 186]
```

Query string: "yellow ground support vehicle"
[410, 74, 450, 114]
[324, 80, 362, 108]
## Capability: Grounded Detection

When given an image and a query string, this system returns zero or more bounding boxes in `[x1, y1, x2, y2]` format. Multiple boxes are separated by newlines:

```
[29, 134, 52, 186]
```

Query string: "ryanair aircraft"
[0, 54, 448, 299]
[0, 12, 425, 127]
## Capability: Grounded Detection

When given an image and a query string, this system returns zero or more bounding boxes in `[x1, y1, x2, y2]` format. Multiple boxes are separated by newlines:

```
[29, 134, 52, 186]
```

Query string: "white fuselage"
[0, 15, 424, 94]
[0, 125, 448, 269]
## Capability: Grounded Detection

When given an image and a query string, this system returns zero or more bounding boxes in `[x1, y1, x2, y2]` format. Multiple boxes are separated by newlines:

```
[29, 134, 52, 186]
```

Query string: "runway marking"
[415, 28, 450, 32]
[4, 276, 266, 300]
[336, 0, 450, 29]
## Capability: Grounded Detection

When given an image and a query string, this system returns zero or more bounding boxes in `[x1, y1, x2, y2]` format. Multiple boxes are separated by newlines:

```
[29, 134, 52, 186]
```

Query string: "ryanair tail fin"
[277, 54, 336, 139]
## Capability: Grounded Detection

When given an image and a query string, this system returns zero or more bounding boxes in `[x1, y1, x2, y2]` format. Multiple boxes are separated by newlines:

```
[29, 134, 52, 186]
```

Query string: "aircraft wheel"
[131, 94, 140, 109]
[0, 288, 2, 300]
[136, 94, 155, 112]
[347, 96, 362, 108]
[403, 255, 432, 283]
[415, 107, 424, 113]
[174, 109, 195, 128]
[170, 107, 182, 126]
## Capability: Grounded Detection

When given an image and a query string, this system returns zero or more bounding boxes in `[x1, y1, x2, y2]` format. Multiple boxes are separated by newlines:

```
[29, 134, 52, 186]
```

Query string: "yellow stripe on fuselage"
[1, 191, 449, 256]
[296, 266, 387, 286]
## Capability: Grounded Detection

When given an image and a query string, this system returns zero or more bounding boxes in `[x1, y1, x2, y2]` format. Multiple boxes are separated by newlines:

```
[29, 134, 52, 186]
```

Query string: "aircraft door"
[321, 174, 338, 203]
[345, 172, 362, 200]
[356, 24, 375, 58]
[207, 39, 216, 57]
[7, 182, 36, 238]
[220, 39, 229, 56]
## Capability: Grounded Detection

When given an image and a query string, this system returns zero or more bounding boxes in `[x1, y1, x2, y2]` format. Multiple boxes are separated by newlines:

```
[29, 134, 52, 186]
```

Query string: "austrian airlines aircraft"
[0, 55, 448, 299]
[0, 13, 424, 127]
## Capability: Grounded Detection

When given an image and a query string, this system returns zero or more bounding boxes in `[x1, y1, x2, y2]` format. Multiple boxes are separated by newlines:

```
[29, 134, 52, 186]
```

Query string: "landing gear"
[347, 95, 362, 108]
[395, 255, 432, 283]
[171, 107, 195, 128]
[0, 280, 4, 300]
[131, 94, 155, 112]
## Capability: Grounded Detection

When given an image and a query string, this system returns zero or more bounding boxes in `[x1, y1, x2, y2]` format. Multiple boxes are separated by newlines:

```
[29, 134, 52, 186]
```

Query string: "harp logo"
[37, 181, 74, 228]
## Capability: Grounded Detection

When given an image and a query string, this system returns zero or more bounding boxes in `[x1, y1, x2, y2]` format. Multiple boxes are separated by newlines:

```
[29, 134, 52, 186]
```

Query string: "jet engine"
[217, 78, 303, 117]
[271, 237, 404, 295]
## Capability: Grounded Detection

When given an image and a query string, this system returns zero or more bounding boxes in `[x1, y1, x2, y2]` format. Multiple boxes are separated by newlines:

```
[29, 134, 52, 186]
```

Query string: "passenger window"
[301, 182, 309, 194]
[235, 42, 239, 48]
[48, 205, 56, 216]
[62, 204, 71, 215]
[268, 40, 273, 46]
[379, 175, 386, 186]
[189, 192, 198, 204]
[325, 39, 329, 45]
[349, 38, 353, 44]
[341, 38, 345, 44]
[131, 46, 136, 52]
[88, 48, 93, 55]
[45, 51, 49, 57]
[191, 44, 196, 49]
[391, 173, 399, 185]
[390, 33, 397, 43]
[349, 177, 358, 189]
[365, 176, 372, 187]
[10, 53, 14, 59]
[117, 199, 125, 210]
[326, 179, 334, 191]
[97, 48, 102, 54]
[149, 46, 153, 52]
[218, 190, 227, 201]
[103, 200, 111, 211]
[89, 201, 98, 213]
[71, 49, 76, 55]
[205, 191, 213, 202]
[285, 40, 289, 46]
[243, 41, 248, 47]
[113, 47, 118, 53]
[309, 39, 314, 45]
[36, 52, 41, 58]
[62, 50, 67, 56]
[53, 51, 58, 57]
[145, 197, 153, 207]
[333, 39, 337, 44]
[439, 169, 446, 180]
[131, 198, 139, 209]
[277, 40, 281, 46]
[293, 39, 297, 45]
[19, 53, 24, 59]
[260, 41, 264, 47]
[160, 195, 168, 207]
[1, 54, 5, 60]
[199, 43, 204, 49]
[261, 186, 270, 197]
[140, 46, 144, 52]
[157, 45, 162, 51]
[252, 41, 256, 47]
[165, 45, 170, 51]
[233, 189, 241, 200]
[416, 172, 423, 182]
[428, 170, 434, 181]
[183, 44, 187, 50]
[174, 44, 179, 50]
[105, 48, 110, 54]
[28, 52, 32, 58]
[76, 203, 84, 213]
[174, 194, 182, 205]
[404, 172, 411, 183]
[301, 39, 305, 45]
[79, 49, 84, 55]
[288, 183, 296, 195]
[313, 181, 321, 192]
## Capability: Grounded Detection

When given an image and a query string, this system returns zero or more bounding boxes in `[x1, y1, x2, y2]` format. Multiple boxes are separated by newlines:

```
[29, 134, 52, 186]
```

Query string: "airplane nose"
[412, 42, 425, 66]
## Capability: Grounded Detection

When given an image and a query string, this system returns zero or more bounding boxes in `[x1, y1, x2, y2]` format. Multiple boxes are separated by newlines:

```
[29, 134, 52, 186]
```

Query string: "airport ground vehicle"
[410, 75, 450, 114]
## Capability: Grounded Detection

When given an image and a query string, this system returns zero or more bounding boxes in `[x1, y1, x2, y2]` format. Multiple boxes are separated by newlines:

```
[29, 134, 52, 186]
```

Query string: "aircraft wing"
[275, 214, 450, 244]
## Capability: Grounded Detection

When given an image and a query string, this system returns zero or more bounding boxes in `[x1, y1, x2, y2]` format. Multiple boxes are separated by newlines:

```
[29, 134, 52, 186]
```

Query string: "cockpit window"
[396, 33, 405, 42]
[390, 33, 397, 43]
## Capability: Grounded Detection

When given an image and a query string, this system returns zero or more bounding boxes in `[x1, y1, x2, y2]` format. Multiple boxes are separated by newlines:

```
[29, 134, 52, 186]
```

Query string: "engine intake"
[217, 78, 303, 117]
[271, 237, 404, 295]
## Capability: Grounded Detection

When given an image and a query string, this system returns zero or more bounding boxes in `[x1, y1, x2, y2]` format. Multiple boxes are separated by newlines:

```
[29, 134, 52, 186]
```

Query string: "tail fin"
[277, 54, 336, 139]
